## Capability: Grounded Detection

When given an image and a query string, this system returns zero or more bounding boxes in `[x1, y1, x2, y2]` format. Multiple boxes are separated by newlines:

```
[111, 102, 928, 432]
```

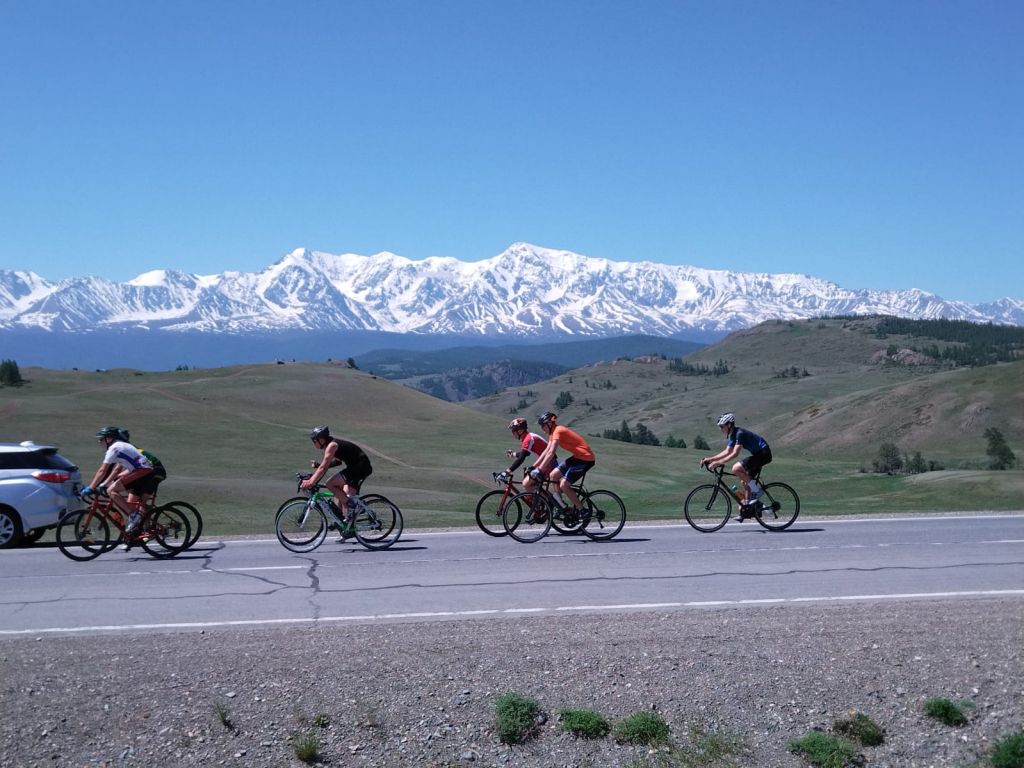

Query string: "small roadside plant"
[923, 697, 969, 727]
[293, 731, 321, 764]
[991, 729, 1024, 768]
[833, 710, 884, 746]
[494, 692, 542, 745]
[685, 723, 746, 763]
[311, 712, 330, 728]
[788, 730, 859, 768]
[213, 701, 233, 730]
[613, 711, 670, 746]
[559, 708, 610, 739]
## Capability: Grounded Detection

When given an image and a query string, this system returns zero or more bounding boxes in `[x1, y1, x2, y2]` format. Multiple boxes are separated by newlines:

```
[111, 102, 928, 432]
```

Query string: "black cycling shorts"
[741, 448, 772, 477]
[337, 460, 373, 492]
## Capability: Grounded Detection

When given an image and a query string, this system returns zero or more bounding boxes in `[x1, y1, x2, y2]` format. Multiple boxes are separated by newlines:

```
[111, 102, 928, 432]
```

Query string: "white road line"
[2, 589, 1021, 637]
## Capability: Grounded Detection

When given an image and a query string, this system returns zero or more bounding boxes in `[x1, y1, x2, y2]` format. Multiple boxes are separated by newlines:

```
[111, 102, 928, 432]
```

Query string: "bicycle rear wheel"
[56, 510, 111, 561]
[475, 489, 512, 537]
[684, 484, 731, 532]
[503, 491, 552, 543]
[754, 482, 800, 531]
[140, 506, 191, 559]
[580, 490, 626, 540]
[162, 500, 203, 547]
[354, 497, 403, 550]
[275, 499, 328, 552]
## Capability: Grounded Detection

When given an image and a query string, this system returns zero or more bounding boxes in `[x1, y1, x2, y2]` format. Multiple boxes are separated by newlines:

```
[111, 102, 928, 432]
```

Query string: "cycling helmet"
[716, 412, 736, 427]
[508, 418, 528, 432]
[95, 426, 121, 440]
[116, 427, 131, 442]
[309, 424, 331, 442]
[537, 411, 557, 427]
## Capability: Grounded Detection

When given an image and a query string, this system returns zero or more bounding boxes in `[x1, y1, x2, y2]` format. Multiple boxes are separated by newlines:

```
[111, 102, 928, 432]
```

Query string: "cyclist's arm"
[88, 462, 118, 489]
[304, 443, 339, 487]
[704, 444, 740, 469]
[506, 448, 531, 474]
[532, 438, 558, 474]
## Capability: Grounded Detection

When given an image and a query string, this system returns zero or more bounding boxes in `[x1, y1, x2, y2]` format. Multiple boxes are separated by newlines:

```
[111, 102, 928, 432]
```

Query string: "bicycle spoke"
[141, 506, 191, 559]
[754, 483, 800, 531]
[56, 510, 111, 561]
[475, 489, 511, 537]
[504, 491, 551, 543]
[275, 499, 328, 552]
[684, 484, 731, 532]
[354, 497, 403, 550]
[580, 490, 626, 541]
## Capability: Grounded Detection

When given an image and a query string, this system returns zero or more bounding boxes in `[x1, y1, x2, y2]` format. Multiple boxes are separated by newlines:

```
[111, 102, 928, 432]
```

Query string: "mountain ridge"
[3, 243, 1022, 339]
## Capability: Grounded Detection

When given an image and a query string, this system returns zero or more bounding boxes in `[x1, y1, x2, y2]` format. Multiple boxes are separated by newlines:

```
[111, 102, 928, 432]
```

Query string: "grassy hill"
[2, 318, 1021, 538]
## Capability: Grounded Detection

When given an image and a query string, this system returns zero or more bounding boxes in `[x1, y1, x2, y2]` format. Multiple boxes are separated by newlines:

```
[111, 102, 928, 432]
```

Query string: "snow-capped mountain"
[2, 243, 1022, 337]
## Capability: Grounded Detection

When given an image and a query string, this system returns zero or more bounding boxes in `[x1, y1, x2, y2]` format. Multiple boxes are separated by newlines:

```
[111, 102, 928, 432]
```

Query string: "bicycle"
[137, 490, 203, 549]
[475, 472, 586, 537]
[684, 465, 800, 532]
[501, 474, 625, 543]
[274, 473, 403, 552]
[56, 489, 192, 561]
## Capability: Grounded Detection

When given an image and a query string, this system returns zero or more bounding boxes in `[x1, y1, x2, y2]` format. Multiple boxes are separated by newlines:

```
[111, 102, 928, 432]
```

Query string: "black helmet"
[508, 418, 528, 432]
[95, 426, 121, 440]
[310, 425, 330, 442]
[537, 411, 557, 427]
[116, 427, 130, 442]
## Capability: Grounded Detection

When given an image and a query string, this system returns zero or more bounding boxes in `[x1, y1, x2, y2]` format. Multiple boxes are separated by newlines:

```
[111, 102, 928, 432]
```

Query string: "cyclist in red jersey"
[531, 411, 595, 519]
[503, 418, 557, 492]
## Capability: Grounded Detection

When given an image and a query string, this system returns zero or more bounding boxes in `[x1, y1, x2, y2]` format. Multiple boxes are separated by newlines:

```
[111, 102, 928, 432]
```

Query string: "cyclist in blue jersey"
[700, 413, 773, 518]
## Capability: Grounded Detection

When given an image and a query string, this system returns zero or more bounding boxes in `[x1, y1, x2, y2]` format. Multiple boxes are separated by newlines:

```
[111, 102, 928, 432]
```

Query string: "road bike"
[684, 465, 800, 533]
[275, 473, 403, 552]
[475, 472, 586, 537]
[501, 475, 626, 543]
[56, 489, 192, 561]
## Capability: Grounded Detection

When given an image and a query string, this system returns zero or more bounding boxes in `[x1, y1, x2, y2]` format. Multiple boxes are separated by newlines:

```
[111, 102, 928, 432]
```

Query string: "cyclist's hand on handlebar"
[528, 467, 545, 481]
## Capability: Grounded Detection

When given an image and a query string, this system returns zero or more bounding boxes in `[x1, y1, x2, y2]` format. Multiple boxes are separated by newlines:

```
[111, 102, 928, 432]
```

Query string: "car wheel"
[0, 507, 25, 549]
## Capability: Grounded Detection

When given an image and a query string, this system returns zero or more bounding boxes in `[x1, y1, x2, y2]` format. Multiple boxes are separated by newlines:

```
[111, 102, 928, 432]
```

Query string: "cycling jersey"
[550, 425, 595, 462]
[327, 438, 370, 468]
[509, 432, 557, 472]
[726, 427, 769, 455]
[102, 441, 153, 472]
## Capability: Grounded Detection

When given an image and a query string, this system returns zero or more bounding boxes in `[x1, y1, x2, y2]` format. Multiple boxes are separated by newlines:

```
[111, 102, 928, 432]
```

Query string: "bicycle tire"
[475, 489, 512, 537]
[140, 506, 192, 559]
[503, 491, 552, 543]
[579, 489, 626, 540]
[56, 510, 111, 561]
[162, 500, 203, 547]
[684, 484, 732, 532]
[275, 499, 328, 552]
[354, 497, 403, 550]
[754, 482, 800, 531]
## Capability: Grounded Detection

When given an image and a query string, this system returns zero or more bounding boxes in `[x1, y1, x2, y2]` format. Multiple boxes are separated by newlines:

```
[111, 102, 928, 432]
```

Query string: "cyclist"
[115, 428, 168, 511]
[303, 425, 373, 540]
[531, 411, 595, 523]
[700, 413, 773, 519]
[82, 426, 159, 533]
[502, 417, 557, 492]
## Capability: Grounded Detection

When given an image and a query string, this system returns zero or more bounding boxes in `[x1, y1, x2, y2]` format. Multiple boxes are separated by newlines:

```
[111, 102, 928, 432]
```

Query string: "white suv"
[0, 442, 83, 548]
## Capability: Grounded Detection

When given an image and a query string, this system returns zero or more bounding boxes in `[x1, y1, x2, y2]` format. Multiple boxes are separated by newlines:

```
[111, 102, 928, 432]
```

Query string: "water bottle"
[730, 484, 744, 501]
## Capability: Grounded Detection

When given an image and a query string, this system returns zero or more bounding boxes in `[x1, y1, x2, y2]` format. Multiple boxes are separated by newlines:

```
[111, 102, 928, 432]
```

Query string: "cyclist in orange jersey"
[531, 411, 595, 519]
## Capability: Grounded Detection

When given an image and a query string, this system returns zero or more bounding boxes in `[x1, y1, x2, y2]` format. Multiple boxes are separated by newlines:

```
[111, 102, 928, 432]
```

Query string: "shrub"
[991, 730, 1024, 768]
[788, 731, 859, 768]
[494, 692, 541, 744]
[293, 731, 320, 763]
[923, 697, 968, 727]
[613, 711, 670, 745]
[559, 708, 610, 738]
[833, 710, 884, 746]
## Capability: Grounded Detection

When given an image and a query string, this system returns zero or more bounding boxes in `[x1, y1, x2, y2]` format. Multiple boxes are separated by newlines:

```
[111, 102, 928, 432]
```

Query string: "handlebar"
[295, 472, 323, 493]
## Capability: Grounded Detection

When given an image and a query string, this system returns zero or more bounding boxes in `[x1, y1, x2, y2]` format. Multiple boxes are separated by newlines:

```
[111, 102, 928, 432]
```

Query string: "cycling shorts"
[336, 460, 373, 492]
[558, 457, 594, 484]
[122, 467, 161, 496]
[741, 448, 772, 477]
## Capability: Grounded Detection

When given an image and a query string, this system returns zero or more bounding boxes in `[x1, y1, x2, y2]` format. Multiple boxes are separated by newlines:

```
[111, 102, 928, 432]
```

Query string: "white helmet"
[716, 413, 736, 427]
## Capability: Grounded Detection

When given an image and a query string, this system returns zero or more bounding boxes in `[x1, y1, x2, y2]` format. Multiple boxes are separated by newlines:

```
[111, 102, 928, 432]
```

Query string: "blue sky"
[1, 1, 1021, 303]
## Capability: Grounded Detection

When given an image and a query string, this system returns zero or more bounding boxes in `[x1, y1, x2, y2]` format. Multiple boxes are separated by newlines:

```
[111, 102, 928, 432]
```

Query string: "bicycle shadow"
[729, 526, 824, 533]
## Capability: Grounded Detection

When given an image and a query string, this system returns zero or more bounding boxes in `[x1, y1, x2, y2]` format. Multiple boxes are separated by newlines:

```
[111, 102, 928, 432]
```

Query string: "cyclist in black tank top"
[301, 426, 374, 533]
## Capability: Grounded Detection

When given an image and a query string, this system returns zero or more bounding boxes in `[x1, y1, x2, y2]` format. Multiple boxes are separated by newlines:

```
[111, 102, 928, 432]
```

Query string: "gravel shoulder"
[2, 598, 1022, 768]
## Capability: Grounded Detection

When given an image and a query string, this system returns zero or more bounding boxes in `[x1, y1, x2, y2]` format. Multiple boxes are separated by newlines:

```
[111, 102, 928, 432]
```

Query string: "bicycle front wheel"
[475, 489, 512, 537]
[275, 499, 328, 552]
[684, 484, 731, 532]
[140, 506, 192, 559]
[755, 482, 800, 531]
[354, 497, 403, 550]
[503, 491, 552, 543]
[56, 510, 111, 561]
[580, 490, 626, 541]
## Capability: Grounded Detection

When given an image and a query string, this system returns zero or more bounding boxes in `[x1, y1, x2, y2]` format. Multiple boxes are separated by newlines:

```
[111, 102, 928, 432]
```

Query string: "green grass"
[991, 730, 1024, 768]
[788, 731, 859, 768]
[613, 711, 670, 746]
[923, 697, 969, 727]
[292, 731, 320, 763]
[494, 692, 541, 745]
[558, 708, 611, 738]
[832, 710, 884, 747]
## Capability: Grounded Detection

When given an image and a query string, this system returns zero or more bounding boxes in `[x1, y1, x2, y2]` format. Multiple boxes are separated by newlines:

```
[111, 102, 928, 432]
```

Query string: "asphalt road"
[2, 514, 1022, 637]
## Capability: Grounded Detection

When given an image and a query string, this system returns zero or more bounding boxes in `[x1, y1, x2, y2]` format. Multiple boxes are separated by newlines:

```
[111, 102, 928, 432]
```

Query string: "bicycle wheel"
[56, 510, 111, 561]
[475, 489, 513, 537]
[163, 500, 203, 547]
[754, 482, 800, 531]
[140, 506, 191, 559]
[684, 484, 732, 532]
[550, 490, 587, 535]
[354, 497, 403, 550]
[275, 499, 328, 552]
[579, 490, 626, 541]
[503, 491, 552, 543]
